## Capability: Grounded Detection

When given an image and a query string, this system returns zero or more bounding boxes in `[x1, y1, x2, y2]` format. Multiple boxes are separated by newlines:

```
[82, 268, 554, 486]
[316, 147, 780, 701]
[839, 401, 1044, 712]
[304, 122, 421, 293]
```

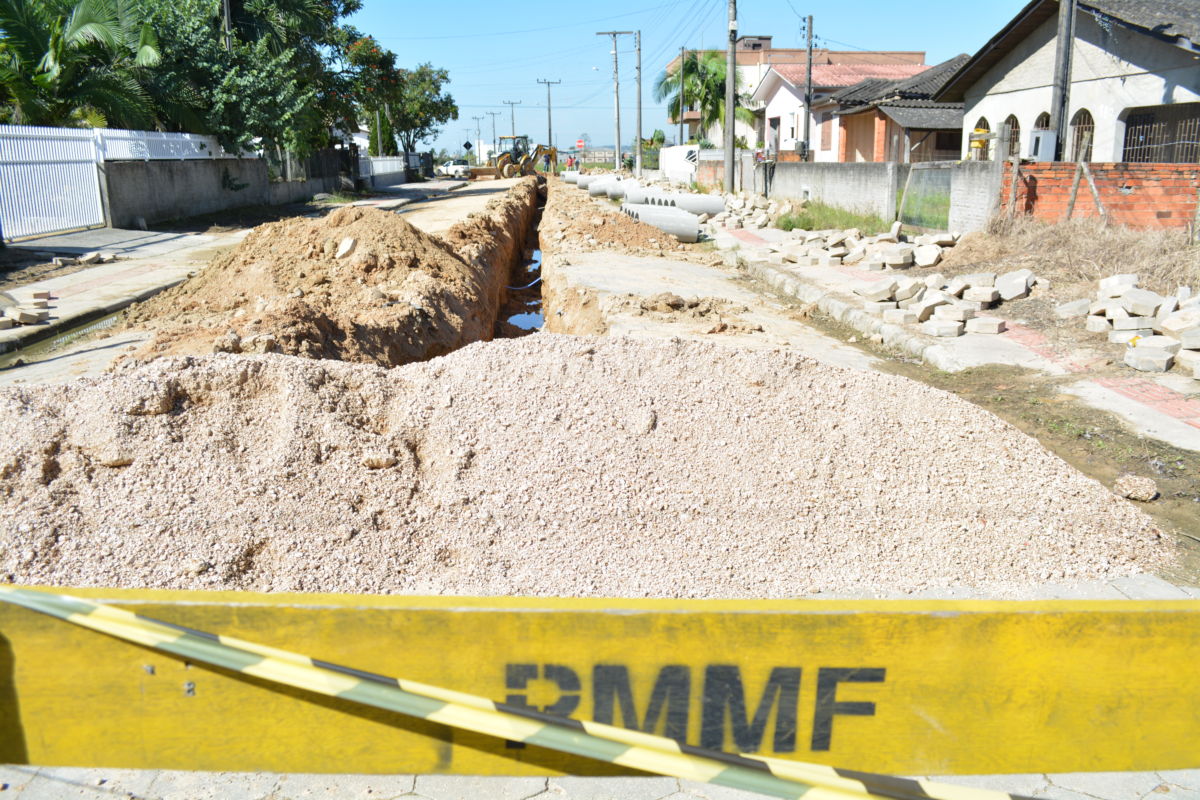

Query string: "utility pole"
[724, 0, 737, 192]
[536, 79, 561, 147]
[634, 30, 643, 177]
[486, 111, 501, 158]
[678, 46, 686, 146]
[221, 0, 232, 51]
[802, 15, 813, 161]
[597, 31, 634, 170]
[472, 115, 483, 156]
[503, 100, 521, 138]
[1049, 0, 1076, 160]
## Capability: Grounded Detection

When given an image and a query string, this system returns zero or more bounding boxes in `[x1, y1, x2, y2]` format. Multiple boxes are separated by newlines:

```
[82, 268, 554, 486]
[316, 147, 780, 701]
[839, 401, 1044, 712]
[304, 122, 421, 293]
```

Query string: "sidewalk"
[717, 227, 1200, 453]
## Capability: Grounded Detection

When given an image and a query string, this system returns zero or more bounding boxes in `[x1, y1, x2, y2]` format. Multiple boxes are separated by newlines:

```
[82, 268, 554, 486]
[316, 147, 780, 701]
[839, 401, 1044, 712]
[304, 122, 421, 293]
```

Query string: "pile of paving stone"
[0, 289, 53, 329]
[1057, 274, 1200, 376]
[757, 222, 957, 270]
[852, 270, 1037, 338]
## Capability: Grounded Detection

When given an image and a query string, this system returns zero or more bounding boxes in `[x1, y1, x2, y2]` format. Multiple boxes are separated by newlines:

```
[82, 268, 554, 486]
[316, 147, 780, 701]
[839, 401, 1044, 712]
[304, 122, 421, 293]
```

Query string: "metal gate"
[0, 124, 107, 241]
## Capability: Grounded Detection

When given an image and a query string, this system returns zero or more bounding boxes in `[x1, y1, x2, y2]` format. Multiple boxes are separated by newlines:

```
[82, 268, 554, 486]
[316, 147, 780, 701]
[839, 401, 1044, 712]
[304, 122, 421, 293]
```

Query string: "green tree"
[387, 62, 456, 153]
[653, 51, 753, 141]
[0, 0, 162, 127]
[366, 107, 396, 155]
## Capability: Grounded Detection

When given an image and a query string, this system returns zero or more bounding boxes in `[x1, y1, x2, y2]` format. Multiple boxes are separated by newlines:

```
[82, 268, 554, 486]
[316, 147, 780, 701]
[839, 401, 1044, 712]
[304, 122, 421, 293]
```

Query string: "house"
[749, 61, 930, 160]
[666, 37, 926, 150]
[934, 0, 1200, 162]
[829, 54, 970, 163]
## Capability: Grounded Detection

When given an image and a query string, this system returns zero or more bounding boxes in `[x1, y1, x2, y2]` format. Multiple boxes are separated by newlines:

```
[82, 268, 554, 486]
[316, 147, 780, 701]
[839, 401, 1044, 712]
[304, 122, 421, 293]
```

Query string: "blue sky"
[346, 0, 1020, 153]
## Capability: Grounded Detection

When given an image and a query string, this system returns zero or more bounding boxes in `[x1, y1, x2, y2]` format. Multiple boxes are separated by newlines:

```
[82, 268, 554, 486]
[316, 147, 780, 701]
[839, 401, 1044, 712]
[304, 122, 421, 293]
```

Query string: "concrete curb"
[743, 259, 960, 371]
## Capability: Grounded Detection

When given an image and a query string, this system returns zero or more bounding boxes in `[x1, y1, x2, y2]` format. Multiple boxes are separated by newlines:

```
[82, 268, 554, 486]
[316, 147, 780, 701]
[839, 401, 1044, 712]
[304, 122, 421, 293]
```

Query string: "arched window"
[1034, 112, 1051, 130]
[1004, 115, 1021, 158]
[972, 117, 991, 161]
[1070, 109, 1094, 161]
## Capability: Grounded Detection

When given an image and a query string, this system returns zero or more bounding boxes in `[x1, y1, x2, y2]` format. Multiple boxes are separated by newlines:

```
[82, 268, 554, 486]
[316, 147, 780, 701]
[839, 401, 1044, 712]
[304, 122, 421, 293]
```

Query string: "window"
[1069, 109, 1094, 162]
[1034, 112, 1051, 130]
[820, 112, 832, 150]
[1004, 114, 1021, 158]
[972, 117, 991, 161]
[1122, 103, 1200, 163]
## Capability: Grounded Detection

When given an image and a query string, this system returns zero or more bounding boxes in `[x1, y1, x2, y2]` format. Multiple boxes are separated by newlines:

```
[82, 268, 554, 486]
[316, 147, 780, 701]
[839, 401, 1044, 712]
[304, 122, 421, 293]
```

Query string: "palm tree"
[653, 51, 754, 143]
[0, 0, 160, 128]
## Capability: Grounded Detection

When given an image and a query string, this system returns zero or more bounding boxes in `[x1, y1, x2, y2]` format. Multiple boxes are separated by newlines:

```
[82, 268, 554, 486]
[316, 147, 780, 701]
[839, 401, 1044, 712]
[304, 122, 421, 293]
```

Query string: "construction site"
[2, 0, 1200, 797]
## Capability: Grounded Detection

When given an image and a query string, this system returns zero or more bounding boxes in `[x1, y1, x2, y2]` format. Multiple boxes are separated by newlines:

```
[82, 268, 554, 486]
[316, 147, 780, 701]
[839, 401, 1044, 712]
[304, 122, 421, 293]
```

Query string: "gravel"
[0, 335, 1171, 597]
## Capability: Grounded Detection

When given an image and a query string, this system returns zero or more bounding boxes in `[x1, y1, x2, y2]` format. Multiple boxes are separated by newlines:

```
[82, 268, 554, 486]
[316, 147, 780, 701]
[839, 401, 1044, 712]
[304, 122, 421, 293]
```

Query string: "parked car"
[437, 159, 471, 178]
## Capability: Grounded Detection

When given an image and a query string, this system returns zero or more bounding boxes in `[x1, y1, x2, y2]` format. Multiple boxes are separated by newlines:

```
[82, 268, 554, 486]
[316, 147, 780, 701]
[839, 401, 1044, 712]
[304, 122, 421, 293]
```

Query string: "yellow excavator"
[478, 135, 557, 178]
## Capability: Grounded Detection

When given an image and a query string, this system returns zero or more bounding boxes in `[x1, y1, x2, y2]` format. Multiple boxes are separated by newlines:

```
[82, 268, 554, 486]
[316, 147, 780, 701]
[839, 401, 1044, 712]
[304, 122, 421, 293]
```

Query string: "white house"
[749, 62, 930, 160]
[934, 0, 1200, 162]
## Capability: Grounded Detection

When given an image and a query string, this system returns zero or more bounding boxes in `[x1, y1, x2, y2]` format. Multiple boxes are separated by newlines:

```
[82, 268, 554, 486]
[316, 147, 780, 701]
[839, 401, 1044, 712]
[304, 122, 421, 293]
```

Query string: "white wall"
[961, 11, 1200, 160]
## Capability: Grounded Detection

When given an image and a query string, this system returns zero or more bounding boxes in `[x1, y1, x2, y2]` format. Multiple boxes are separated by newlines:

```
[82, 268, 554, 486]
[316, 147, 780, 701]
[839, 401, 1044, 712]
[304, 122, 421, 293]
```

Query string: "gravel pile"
[0, 335, 1171, 597]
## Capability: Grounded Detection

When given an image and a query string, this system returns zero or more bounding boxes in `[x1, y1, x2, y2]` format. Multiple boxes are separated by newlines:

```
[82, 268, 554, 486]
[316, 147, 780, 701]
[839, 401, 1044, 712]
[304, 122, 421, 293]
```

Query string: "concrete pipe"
[588, 179, 616, 197]
[673, 194, 726, 216]
[620, 203, 700, 243]
[606, 182, 625, 199]
[562, 171, 580, 184]
[575, 175, 598, 189]
[624, 186, 649, 205]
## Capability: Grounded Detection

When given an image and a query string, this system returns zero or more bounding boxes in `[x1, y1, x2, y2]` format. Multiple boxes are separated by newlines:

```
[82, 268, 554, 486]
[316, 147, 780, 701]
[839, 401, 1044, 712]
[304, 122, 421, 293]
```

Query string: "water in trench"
[505, 247, 543, 331]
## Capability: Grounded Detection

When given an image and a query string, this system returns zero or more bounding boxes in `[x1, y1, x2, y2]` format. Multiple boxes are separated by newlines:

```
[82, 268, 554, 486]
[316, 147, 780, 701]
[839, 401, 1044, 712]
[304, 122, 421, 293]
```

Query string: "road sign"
[576, 139, 585, 150]
[463, 141, 473, 150]
[3, 589, 1200, 776]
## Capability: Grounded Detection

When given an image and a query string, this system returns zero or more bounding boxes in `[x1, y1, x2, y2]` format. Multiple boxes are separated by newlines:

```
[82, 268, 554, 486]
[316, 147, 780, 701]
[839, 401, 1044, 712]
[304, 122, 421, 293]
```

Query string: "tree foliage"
[653, 51, 754, 140]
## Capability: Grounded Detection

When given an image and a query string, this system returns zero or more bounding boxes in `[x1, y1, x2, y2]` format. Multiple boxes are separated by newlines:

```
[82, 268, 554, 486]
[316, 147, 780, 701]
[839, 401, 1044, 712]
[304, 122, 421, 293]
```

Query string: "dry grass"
[940, 216, 1200, 295]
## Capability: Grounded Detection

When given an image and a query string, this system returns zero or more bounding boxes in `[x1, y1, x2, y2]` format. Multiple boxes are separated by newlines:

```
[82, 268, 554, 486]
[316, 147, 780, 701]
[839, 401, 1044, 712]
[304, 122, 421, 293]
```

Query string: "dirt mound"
[0, 336, 1171, 597]
[121, 178, 539, 367]
[542, 178, 723, 265]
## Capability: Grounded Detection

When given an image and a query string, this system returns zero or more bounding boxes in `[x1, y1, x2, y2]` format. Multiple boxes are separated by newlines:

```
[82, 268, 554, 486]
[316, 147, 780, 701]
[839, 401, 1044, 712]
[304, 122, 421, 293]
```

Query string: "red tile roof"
[772, 63, 929, 89]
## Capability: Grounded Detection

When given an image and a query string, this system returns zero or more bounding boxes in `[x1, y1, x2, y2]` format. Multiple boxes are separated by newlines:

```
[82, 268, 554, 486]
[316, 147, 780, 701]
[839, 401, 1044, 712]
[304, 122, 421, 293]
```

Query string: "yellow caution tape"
[0, 585, 1036, 800]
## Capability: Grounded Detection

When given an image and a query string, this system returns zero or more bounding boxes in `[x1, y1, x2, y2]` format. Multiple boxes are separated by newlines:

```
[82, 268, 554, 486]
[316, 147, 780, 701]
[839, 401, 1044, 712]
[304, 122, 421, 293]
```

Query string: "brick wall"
[1000, 162, 1200, 230]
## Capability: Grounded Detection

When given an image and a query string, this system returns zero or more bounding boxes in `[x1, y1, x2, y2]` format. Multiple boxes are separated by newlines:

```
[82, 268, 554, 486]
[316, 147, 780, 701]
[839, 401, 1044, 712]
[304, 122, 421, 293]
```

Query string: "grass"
[942, 216, 1200, 295]
[775, 201, 890, 234]
[898, 190, 951, 230]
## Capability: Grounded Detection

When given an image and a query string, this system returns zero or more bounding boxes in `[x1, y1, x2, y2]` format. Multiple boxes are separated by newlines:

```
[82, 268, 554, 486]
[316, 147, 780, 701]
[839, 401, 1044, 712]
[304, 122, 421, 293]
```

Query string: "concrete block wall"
[102, 159, 270, 228]
[948, 160, 1002, 233]
[1000, 162, 1200, 230]
[765, 161, 905, 221]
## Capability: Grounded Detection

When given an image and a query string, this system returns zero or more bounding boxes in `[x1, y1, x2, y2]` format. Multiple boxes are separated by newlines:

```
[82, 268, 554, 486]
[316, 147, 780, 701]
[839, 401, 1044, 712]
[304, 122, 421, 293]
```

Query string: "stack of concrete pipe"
[572, 173, 710, 243]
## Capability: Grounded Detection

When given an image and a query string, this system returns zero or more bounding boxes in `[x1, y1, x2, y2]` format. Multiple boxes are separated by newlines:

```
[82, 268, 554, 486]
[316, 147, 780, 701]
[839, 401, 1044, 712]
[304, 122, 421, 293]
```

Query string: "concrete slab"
[548, 776, 679, 799]
[925, 773, 1051, 796]
[677, 780, 772, 799]
[1107, 574, 1194, 599]
[392, 178, 522, 236]
[7, 229, 229, 260]
[414, 775, 548, 800]
[1048, 771, 1166, 800]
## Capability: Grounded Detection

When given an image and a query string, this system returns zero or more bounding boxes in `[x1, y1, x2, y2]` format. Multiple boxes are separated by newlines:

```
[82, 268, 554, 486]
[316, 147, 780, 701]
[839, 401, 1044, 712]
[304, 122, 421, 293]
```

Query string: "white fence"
[0, 124, 251, 240]
[0, 126, 106, 240]
[358, 154, 417, 179]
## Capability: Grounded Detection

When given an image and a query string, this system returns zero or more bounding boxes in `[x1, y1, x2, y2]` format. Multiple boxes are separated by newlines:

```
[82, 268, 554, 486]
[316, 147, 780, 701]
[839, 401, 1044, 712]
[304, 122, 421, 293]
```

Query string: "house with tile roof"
[749, 61, 929, 161]
[829, 55, 970, 163]
[933, 0, 1200, 162]
[666, 38, 926, 151]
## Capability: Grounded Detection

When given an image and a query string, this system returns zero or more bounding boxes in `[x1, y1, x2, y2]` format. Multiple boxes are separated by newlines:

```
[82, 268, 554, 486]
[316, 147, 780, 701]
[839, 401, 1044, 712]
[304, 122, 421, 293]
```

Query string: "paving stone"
[1157, 296, 1180, 321]
[1161, 309, 1200, 339]
[415, 776, 548, 800]
[1085, 315, 1111, 333]
[1109, 329, 1153, 344]
[547, 777, 679, 800]
[914, 244, 942, 267]
[944, 277, 968, 297]
[1054, 299, 1091, 319]
[960, 271, 997, 288]
[883, 309, 919, 325]
[894, 277, 923, 301]
[1131, 335, 1182, 355]
[965, 287, 1001, 304]
[1177, 349, 1200, 371]
[1123, 348, 1174, 372]
[1107, 305, 1130, 320]
[1120, 288, 1164, 317]
[1098, 273, 1139, 297]
[922, 319, 963, 337]
[863, 300, 898, 314]
[965, 316, 1006, 334]
[856, 278, 898, 302]
[923, 273, 946, 289]
[0, 318, 12, 330]
[1112, 316, 1153, 331]
[934, 304, 975, 322]
[996, 270, 1032, 301]
[29, 290, 51, 300]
